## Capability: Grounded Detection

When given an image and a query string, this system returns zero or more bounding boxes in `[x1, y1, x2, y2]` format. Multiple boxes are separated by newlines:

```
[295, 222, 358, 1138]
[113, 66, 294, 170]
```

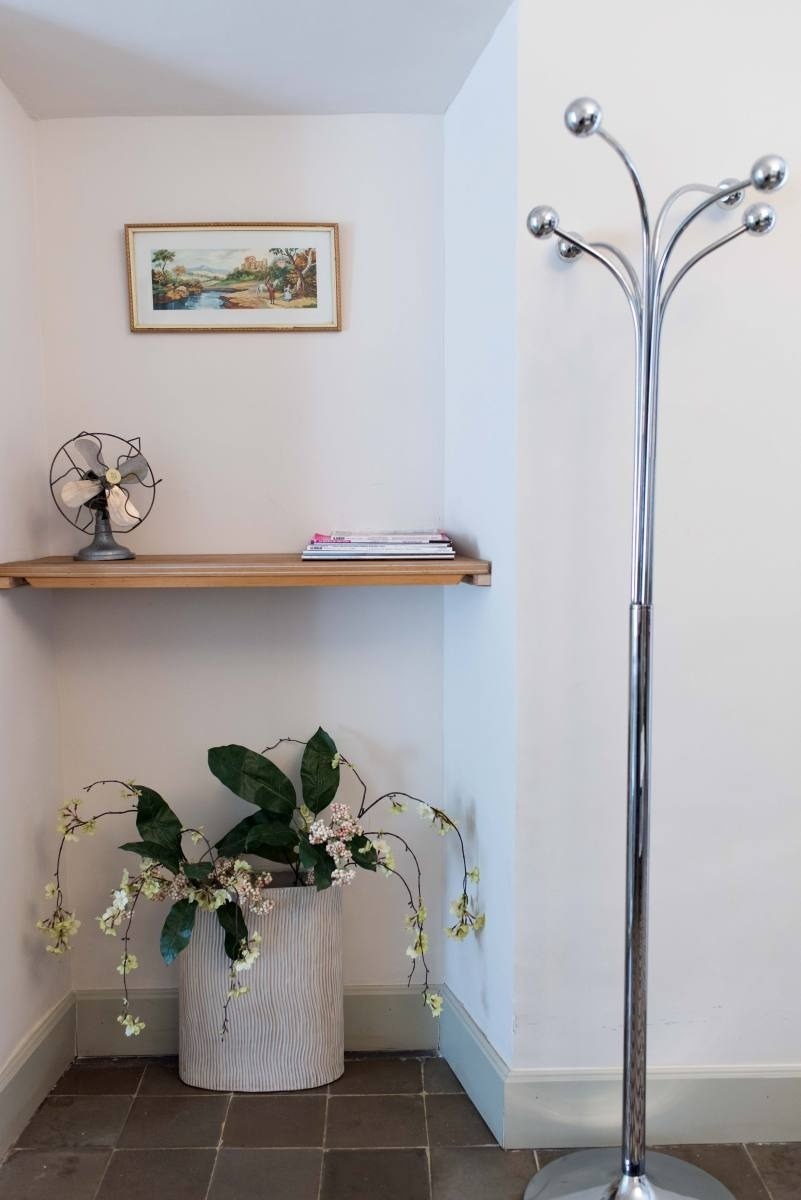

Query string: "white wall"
[34, 114, 447, 993]
[443, 6, 518, 1062]
[0, 77, 66, 1071]
[515, 0, 801, 1069]
[3, 0, 798, 1084]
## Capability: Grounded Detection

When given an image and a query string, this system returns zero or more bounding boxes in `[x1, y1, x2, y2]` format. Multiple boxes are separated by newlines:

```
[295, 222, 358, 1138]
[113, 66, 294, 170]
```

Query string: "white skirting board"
[439, 987, 801, 1148]
[8, 984, 797, 1157]
[0, 993, 75, 1156]
[74, 984, 438, 1058]
[0, 985, 435, 1156]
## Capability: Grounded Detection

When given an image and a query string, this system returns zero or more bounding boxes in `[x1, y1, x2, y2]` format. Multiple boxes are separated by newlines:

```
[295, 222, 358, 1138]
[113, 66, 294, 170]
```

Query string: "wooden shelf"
[0, 554, 491, 591]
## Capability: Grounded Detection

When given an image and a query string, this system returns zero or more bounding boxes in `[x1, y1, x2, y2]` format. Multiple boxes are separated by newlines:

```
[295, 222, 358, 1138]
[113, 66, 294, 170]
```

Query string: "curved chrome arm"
[593, 242, 641, 302]
[599, 129, 652, 250]
[597, 128, 651, 295]
[660, 226, 747, 316]
[657, 178, 749, 285]
[553, 229, 640, 326]
[654, 183, 719, 257]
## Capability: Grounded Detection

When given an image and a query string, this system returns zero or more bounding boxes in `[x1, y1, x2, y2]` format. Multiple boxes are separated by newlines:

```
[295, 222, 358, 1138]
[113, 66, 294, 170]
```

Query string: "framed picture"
[125, 222, 341, 332]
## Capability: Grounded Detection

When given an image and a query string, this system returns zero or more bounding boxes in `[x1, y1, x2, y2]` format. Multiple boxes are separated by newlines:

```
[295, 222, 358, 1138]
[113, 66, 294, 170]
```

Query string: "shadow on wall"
[0, 0, 516, 117]
[0, 6, 262, 118]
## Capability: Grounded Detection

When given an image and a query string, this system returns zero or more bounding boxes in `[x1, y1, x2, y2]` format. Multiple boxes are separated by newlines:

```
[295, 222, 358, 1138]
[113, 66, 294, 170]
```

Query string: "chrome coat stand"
[524, 100, 788, 1200]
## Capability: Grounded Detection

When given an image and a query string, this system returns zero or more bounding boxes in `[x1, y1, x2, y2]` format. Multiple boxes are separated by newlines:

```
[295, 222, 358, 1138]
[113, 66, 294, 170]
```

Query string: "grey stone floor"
[0, 1055, 798, 1198]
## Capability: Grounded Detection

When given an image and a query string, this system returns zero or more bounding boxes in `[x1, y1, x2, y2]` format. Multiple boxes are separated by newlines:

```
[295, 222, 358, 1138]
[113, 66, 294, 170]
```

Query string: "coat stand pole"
[523, 98, 788, 1200]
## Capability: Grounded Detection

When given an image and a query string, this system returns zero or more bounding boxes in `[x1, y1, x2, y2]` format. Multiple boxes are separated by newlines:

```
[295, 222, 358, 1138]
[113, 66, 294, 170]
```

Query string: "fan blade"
[106, 485, 140, 529]
[72, 436, 107, 476]
[61, 478, 103, 508]
[116, 453, 149, 483]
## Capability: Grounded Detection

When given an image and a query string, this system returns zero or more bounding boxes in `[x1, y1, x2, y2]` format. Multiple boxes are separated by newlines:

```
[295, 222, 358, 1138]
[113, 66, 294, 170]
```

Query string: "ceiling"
[0, 0, 512, 118]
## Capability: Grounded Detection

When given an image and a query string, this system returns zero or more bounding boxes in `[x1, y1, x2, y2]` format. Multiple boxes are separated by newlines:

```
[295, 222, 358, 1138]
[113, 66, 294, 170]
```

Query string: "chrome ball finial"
[557, 234, 582, 262]
[527, 206, 560, 239]
[744, 202, 777, 235]
[716, 178, 745, 209]
[564, 97, 602, 137]
[751, 155, 788, 192]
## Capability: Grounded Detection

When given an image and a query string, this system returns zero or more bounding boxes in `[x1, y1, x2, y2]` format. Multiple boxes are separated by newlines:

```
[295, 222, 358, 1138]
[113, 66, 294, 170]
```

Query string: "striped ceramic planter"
[179, 884, 343, 1091]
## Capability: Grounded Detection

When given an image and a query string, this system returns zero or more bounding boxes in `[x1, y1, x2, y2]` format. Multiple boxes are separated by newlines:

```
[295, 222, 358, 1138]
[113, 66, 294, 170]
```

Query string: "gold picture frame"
[125, 222, 341, 333]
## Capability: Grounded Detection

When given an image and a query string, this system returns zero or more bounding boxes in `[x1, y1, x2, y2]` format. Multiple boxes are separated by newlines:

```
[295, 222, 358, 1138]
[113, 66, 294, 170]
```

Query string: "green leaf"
[350, 835, 378, 872]
[215, 812, 297, 865]
[300, 727, 340, 814]
[119, 839, 181, 875]
[183, 861, 213, 882]
[134, 787, 184, 863]
[215, 812, 270, 856]
[297, 838, 318, 871]
[216, 900, 248, 962]
[244, 827, 298, 862]
[160, 899, 196, 964]
[208, 746, 296, 818]
[244, 822, 297, 848]
[312, 854, 333, 891]
[297, 837, 333, 891]
[247, 844, 298, 867]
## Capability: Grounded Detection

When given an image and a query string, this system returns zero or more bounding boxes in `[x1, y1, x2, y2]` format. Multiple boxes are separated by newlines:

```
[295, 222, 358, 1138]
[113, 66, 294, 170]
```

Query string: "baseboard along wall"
[0, 984, 436, 1156]
[439, 986, 801, 1149]
[0, 993, 75, 1156]
[74, 984, 439, 1058]
[4, 983, 798, 1159]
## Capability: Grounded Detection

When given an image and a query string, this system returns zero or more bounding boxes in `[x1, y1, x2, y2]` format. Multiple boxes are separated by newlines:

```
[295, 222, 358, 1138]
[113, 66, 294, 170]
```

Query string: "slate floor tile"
[655, 1144, 771, 1200]
[16, 1096, 131, 1150]
[0, 1149, 110, 1200]
[423, 1059, 464, 1094]
[223, 1095, 326, 1147]
[261, 1084, 329, 1095]
[96, 1148, 216, 1200]
[52, 1061, 145, 1095]
[431, 1146, 537, 1199]
[118, 1096, 228, 1148]
[10, 1055, 796, 1200]
[321, 1148, 430, 1200]
[326, 1095, 427, 1148]
[746, 1142, 801, 1200]
[208, 1148, 322, 1199]
[238, 1079, 329, 1096]
[330, 1057, 422, 1095]
[425, 1094, 495, 1147]
[535, 1148, 594, 1170]
[138, 1059, 217, 1096]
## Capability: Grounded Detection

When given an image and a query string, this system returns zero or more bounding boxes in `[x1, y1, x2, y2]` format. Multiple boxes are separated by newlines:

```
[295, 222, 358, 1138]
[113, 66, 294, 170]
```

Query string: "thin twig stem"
[119, 881, 145, 1010]
[364, 830, 432, 997]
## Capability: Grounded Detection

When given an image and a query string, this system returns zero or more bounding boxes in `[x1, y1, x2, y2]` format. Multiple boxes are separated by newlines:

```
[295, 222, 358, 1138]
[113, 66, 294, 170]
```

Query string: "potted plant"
[37, 728, 483, 1091]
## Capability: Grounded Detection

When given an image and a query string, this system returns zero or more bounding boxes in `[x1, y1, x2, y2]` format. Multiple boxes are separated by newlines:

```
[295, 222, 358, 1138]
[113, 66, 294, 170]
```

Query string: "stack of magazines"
[302, 530, 455, 560]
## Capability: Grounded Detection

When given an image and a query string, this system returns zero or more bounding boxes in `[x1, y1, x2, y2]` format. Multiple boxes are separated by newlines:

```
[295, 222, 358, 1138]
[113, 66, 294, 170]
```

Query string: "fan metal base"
[524, 1149, 735, 1200]
[74, 513, 135, 562]
[74, 543, 134, 562]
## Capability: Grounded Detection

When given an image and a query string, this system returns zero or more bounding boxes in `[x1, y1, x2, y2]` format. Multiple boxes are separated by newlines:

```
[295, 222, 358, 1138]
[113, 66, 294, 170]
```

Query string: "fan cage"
[49, 431, 159, 535]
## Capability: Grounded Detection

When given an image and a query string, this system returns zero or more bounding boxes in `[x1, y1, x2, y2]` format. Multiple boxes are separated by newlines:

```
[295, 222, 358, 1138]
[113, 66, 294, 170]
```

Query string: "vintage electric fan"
[50, 432, 159, 561]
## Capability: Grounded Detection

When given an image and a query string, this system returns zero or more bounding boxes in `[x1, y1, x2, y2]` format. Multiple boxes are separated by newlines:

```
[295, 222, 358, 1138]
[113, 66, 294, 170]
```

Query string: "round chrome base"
[524, 1149, 735, 1199]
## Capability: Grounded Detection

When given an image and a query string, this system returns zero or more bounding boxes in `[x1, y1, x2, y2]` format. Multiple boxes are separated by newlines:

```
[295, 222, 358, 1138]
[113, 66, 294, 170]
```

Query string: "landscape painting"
[126, 223, 340, 332]
[151, 247, 318, 311]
